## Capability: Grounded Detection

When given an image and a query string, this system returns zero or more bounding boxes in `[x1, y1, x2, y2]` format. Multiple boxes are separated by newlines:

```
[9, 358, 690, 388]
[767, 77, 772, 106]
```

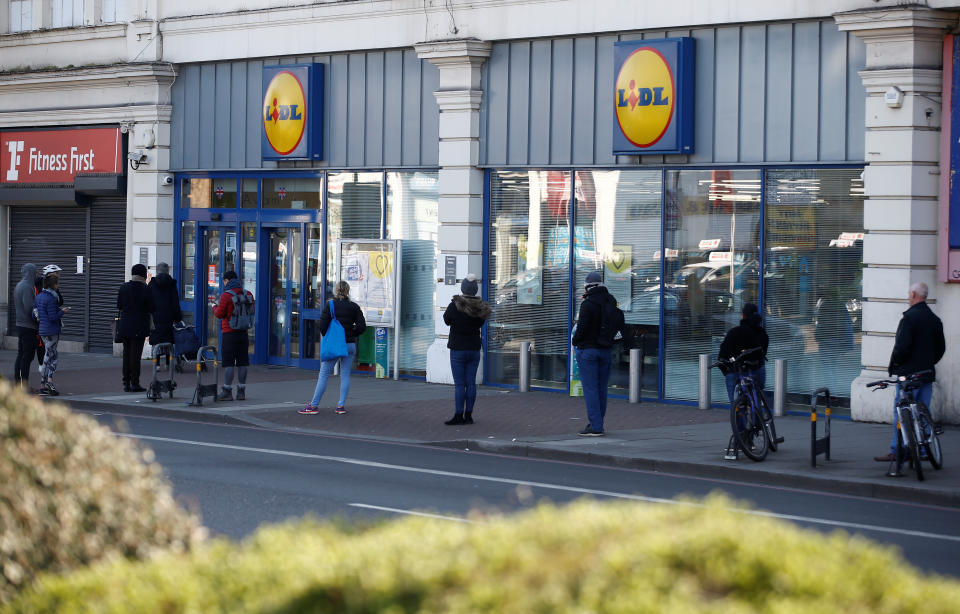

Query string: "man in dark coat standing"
[874, 282, 945, 462]
[572, 271, 621, 437]
[148, 262, 182, 346]
[117, 264, 156, 392]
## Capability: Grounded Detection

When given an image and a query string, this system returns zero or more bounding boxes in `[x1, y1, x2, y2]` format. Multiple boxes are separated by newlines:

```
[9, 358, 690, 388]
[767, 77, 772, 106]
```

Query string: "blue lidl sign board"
[612, 38, 694, 155]
[261, 64, 324, 161]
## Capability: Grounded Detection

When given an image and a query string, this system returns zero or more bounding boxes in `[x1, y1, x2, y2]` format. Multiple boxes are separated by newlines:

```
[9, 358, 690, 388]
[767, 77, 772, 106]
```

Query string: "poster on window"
[338, 240, 399, 327]
[604, 245, 632, 310]
[517, 236, 543, 305]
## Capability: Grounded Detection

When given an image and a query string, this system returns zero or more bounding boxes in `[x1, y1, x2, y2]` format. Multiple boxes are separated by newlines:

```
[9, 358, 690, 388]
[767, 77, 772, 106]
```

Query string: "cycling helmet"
[41, 264, 62, 276]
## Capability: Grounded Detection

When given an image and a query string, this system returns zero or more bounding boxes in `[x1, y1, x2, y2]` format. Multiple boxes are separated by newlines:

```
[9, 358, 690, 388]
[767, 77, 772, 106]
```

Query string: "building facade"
[1, 0, 958, 424]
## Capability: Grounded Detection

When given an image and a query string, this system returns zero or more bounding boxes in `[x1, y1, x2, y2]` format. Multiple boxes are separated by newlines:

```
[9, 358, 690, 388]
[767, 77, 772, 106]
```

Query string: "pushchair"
[173, 322, 202, 373]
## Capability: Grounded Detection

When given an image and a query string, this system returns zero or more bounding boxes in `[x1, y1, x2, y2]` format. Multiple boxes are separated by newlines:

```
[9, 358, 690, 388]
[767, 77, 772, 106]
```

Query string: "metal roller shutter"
[7, 206, 89, 343]
[88, 198, 127, 352]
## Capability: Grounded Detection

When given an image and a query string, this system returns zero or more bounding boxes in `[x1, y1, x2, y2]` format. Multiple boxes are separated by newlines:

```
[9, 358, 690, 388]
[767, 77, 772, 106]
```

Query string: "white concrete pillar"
[836, 7, 958, 423]
[415, 39, 491, 384]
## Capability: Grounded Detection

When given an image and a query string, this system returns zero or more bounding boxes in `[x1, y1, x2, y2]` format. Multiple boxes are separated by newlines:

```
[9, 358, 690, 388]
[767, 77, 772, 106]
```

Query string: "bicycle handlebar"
[865, 370, 933, 390]
[711, 346, 763, 369]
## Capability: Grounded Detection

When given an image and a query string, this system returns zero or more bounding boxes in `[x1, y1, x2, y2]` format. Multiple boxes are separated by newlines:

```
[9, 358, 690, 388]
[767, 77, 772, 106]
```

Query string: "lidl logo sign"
[261, 64, 324, 160]
[613, 38, 694, 155]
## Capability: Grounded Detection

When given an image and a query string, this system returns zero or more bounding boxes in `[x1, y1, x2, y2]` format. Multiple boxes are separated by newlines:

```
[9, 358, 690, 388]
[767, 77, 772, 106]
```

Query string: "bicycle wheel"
[917, 403, 942, 470]
[730, 394, 769, 461]
[901, 411, 924, 481]
[757, 393, 779, 452]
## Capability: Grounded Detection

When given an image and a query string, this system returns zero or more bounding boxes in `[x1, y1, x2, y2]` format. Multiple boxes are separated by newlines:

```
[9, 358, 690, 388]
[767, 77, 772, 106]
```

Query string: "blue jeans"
[450, 349, 481, 414]
[890, 382, 933, 454]
[725, 365, 766, 406]
[576, 347, 612, 431]
[310, 343, 356, 407]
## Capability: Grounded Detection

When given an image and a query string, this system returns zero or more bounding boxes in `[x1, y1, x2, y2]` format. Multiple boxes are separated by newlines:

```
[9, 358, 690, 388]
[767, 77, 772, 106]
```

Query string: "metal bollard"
[773, 359, 787, 416]
[698, 353, 711, 410]
[518, 341, 531, 392]
[629, 348, 642, 403]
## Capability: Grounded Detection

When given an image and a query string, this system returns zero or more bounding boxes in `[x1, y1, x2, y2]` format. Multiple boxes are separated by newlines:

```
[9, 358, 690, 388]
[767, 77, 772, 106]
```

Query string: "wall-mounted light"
[884, 86, 904, 108]
[128, 150, 148, 170]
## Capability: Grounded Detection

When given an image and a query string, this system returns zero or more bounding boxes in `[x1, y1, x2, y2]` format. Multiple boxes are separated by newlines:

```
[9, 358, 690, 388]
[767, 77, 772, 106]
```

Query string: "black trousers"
[14, 326, 37, 384]
[122, 336, 146, 386]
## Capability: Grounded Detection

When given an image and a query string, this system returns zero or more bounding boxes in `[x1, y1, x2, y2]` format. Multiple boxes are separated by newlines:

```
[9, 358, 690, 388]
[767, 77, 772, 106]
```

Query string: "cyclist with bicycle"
[874, 282, 945, 463]
[718, 303, 769, 405]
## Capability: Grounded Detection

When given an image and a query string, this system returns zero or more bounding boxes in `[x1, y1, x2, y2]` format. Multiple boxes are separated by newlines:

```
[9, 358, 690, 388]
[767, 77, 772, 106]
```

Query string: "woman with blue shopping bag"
[299, 281, 366, 415]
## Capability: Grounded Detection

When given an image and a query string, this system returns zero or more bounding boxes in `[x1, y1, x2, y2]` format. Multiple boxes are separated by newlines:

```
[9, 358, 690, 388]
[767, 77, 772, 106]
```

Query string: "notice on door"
[338, 240, 400, 327]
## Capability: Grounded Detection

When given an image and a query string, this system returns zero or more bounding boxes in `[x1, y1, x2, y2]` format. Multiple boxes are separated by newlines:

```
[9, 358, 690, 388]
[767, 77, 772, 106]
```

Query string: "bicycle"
[714, 347, 784, 462]
[866, 370, 944, 481]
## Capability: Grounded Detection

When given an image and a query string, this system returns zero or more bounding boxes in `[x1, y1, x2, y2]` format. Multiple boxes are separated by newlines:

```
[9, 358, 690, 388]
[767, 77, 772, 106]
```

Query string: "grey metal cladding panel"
[245, 60, 263, 169]
[170, 66, 186, 170]
[765, 24, 793, 162]
[214, 63, 231, 168]
[348, 54, 367, 167]
[229, 62, 247, 169]
[198, 64, 217, 168]
[329, 55, 350, 168]
[820, 22, 848, 161]
[365, 52, 385, 168]
[572, 37, 596, 166]
[479, 57, 489, 165]
[401, 50, 422, 167]
[182, 65, 201, 169]
[792, 22, 820, 162]
[551, 38, 574, 165]
[383, 50, 403, 167]
[528, 40, 552, 165]
[420, 60, 439, 167]
[484, 42, 510, 166]
[739, 26, 765, 163]
[593, 35, 616, 166]
[846, 33, 866, 161]
[690, 28, 715, 164]
[713, 27, 740, 162]
[508, 41, 531, 165]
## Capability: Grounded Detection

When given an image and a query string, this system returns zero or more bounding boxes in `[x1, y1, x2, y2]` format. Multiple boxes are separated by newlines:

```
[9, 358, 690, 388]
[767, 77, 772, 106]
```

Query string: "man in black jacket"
[572, 271, 620, 436]
[875, 282, 945, 462]
[116, 264, 156, 392]
[718, 303, 769, 406]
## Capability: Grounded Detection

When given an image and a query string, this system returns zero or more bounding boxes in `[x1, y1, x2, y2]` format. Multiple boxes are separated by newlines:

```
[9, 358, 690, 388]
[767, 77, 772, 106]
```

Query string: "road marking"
[121, 433, 960, 543]
[349, 503, 470, 523]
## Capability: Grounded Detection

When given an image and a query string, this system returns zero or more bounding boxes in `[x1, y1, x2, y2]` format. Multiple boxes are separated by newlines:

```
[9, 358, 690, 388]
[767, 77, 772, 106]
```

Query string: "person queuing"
[34, 271, 70, 396]
[148, 262, 183, 348]
[33, 264, 63, 373]
[442, 274, 490, 425]
[116, 264, 155, 392]
[213, 270, 255, 401]
[13, 263, 38, 388]
[571, 271, 623, 437]
[299, 281, 366, 415]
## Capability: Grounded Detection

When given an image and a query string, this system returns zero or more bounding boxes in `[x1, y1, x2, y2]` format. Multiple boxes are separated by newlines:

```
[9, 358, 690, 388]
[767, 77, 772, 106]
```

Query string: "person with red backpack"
[212, 270, 254, 401]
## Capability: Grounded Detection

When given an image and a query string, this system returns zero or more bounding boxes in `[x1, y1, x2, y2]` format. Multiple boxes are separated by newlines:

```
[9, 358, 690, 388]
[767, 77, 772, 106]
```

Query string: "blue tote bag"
[320, 300, 349, 361]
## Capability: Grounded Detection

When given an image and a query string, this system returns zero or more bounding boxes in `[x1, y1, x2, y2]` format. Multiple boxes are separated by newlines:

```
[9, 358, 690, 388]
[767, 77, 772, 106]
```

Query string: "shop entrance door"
[197, 225, 238, 350]
[265, 226, 302, 365]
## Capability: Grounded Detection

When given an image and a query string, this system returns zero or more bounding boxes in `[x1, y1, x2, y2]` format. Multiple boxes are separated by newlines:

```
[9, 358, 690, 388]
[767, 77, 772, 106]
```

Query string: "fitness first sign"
[2, 127, 123, 184]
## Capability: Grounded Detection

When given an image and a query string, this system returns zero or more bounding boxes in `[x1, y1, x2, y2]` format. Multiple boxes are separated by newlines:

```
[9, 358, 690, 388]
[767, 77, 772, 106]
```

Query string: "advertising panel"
[261, 64, 324, 161]
[1, 127, 123, 184]
[612, 38, 695, 155]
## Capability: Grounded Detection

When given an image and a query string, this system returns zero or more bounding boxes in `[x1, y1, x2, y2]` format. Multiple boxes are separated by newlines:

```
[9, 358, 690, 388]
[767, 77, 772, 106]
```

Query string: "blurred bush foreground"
[4, 380, 960, 613]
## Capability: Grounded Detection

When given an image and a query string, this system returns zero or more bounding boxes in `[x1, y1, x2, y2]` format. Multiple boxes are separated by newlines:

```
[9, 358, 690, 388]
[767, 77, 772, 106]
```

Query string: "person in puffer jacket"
[34, 273, 70, 396]
[442, 274, 491, 426]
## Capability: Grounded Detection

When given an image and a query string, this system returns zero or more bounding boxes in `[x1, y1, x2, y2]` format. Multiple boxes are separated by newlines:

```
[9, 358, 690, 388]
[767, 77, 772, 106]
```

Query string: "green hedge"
[0, 381, 203, 604]
[8, 496, 960, 613]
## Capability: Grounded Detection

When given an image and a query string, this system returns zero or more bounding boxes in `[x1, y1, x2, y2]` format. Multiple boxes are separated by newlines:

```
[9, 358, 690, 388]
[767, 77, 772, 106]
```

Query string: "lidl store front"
[170, 18, 868, 405]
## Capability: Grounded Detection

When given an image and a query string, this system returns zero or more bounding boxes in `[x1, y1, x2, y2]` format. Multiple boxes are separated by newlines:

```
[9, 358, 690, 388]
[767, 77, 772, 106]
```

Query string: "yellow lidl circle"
[263, 71, 307, 156]
[615, 48, 675, 148]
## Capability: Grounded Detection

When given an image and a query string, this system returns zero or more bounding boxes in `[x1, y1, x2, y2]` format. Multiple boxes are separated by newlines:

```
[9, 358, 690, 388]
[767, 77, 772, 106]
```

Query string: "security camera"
[161, 174, 174, 186]
[127, 151, 147, 163]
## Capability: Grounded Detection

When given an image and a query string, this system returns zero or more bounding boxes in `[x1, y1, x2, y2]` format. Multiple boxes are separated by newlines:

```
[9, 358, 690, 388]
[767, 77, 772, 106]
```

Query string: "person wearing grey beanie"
[443, 273, 491, 425]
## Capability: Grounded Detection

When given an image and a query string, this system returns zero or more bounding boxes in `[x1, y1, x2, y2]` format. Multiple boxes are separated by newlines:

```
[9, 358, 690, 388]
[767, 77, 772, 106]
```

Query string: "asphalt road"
[90, 410, 960, 578]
